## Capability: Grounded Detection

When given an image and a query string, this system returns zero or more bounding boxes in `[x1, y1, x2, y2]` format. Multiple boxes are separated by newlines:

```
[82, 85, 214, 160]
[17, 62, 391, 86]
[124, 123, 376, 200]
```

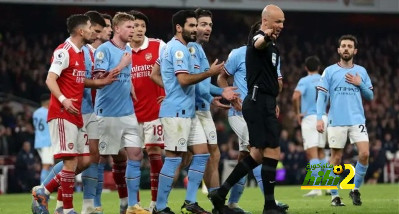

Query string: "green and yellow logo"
[301, 163, 355, 190]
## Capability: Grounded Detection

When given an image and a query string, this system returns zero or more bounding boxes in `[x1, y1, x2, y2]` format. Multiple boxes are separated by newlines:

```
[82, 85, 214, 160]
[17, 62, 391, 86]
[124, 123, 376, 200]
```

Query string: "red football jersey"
[131, 37, 165, 122]
[47, 39, 86, 128]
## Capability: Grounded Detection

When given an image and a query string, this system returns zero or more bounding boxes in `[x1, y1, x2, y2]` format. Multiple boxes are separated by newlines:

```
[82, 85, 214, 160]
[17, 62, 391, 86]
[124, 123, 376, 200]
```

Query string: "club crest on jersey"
[272, 53, 277, 66]
[96, 51, 105, 60]
[175, 50, 184, 60]
[145, 53, 152, 61]
[68, 143, 74, 150]
[189, 47, 196, 55]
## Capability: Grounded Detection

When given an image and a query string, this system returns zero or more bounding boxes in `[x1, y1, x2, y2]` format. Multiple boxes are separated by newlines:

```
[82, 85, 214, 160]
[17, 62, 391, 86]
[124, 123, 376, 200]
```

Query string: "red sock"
[112, 161, 127, 199]
[57, 187, 63, 201]
[149, 154, 163, 201]
[45, 173, 61, 193]
[60, 170, 75, 209]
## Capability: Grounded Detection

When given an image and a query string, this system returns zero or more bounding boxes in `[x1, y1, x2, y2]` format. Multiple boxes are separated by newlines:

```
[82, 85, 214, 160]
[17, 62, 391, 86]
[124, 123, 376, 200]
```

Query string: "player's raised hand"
[316, 119, 325, 133]
[345, 72, 361, 86]
[211, 96, 231, 109]
[62, 98, 79, 115]
[120, 52, 132, 68]
[222, 86, 239, 101]
[208, 59, 224, 76]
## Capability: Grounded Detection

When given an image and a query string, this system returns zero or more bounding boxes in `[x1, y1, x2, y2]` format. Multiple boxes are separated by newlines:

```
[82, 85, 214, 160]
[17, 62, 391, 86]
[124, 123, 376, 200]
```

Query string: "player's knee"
[126, 148, 144, 160]
[359, 150, 369, 161]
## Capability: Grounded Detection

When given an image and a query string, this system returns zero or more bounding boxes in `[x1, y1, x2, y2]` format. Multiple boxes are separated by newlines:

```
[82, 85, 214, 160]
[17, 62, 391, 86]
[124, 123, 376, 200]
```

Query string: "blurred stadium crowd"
[0, 5, 398, 193]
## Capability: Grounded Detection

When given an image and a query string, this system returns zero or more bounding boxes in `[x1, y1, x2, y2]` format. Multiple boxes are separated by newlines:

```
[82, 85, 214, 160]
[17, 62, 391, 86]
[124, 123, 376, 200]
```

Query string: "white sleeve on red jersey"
[158, 40, 166, 56]
[49, 49, 69, 76]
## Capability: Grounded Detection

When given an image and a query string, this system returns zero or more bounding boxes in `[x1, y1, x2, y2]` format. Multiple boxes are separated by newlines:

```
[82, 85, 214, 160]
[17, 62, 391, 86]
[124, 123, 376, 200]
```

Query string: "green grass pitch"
[0, 184, 398, 214]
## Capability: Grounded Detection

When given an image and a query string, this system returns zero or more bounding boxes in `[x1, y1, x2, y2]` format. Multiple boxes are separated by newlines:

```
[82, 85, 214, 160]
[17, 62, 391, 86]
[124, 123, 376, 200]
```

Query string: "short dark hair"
[101, 13, 112, 22]
[305, 56, 321, 72]
[127, 10, 149, 27]
[338, 34, 358, 48]
[40, 93, 50, 102]
[85, 10, 106, 27]
[194, 8, 212, 19]
[172, 10, 196, 35]
[66, 14, 90, 34]
[248, 20, 261, 44]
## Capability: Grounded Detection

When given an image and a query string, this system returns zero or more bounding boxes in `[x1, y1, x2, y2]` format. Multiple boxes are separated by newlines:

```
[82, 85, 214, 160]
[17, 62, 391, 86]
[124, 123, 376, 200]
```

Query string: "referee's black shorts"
[242, 93, 280, 149]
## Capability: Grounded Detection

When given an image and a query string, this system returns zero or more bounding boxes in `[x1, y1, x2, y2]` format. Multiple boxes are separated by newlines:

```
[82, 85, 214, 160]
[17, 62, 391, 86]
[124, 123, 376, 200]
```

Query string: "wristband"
[58, 95, 66, 103]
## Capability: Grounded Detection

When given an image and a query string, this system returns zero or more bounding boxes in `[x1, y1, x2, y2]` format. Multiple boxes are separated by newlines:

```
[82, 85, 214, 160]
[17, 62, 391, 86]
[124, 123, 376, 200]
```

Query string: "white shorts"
[139, 119, 164, 148]
[37, 146, 54, 165]
[327, 124, 369, 149]
[228, 115, 249, 152]
[301, 115, 327, 150]
[161, 116, 207, 152]
[97, 114, 142, 155]
[196, 111, 217, 145]
[83, 113, 99, 140]
[48, 118, 89, 159]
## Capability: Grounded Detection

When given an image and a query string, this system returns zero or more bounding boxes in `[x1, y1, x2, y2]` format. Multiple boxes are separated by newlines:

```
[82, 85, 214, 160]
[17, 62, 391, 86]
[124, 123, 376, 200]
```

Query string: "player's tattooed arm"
[150, 63, 164, 88]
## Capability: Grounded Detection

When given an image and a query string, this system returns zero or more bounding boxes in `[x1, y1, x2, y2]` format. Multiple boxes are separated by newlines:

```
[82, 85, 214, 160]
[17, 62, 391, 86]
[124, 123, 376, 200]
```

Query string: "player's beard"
[340, 52, 353, 62]
[83, 38, 91, 45]
[182, 29, 196, 43]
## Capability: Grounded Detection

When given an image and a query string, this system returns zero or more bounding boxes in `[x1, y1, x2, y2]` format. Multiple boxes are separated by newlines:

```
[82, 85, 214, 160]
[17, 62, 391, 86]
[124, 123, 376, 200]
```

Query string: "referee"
[208, 4, 286, 214]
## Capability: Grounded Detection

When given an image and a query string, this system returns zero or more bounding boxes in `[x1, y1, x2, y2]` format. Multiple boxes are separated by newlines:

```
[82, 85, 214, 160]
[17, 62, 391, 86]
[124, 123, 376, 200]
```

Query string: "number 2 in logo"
[340, 164, 355, 189]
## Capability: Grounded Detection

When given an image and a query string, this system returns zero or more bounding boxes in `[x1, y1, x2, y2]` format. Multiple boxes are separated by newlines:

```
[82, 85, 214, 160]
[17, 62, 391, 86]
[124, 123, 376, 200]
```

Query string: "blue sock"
[126, 160, 141, 206]
[94, 163, 105, 207]
[228, 176, 247, 204]
[40, 169, 50, 184]
[156, 157, 182, 210]
[319, 158, 328, 174]
[208, 187, 219, 193]
[42, 161, 63, 186]
[82, 163, 98, 200]
[186, 154, 210, 203]
[309, 159, 320, 185]
[354, 161, 368, 189]
[253, 165, 263, 194]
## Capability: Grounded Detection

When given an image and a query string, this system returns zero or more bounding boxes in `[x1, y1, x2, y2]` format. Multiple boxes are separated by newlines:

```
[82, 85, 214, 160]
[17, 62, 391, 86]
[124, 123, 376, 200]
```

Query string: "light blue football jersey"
[81, 45, 94, 115]
[224, 46, 247, 116]
[33, 107, 51, 149]
[295, 73, 325, 117]
[188, 42, 213, 111]
[159, 37, 195, 118]
[318, 63, 373, 126]
[94, 41, 134, 117]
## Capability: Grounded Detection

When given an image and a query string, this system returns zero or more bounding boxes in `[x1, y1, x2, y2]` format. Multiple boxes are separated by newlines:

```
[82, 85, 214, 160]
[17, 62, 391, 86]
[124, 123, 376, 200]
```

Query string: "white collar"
[66, 38, 82, 53]
[129, 37, 149, 52]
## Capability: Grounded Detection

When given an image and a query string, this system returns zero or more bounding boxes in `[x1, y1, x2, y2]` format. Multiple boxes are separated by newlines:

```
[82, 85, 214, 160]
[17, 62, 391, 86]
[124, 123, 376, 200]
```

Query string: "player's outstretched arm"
[177, 59, 224, 87]
[46, 72, 79, 115]
[150, 63, 164, 88]
[84, 69, 120, 89]
[217, 69, 229, 88]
